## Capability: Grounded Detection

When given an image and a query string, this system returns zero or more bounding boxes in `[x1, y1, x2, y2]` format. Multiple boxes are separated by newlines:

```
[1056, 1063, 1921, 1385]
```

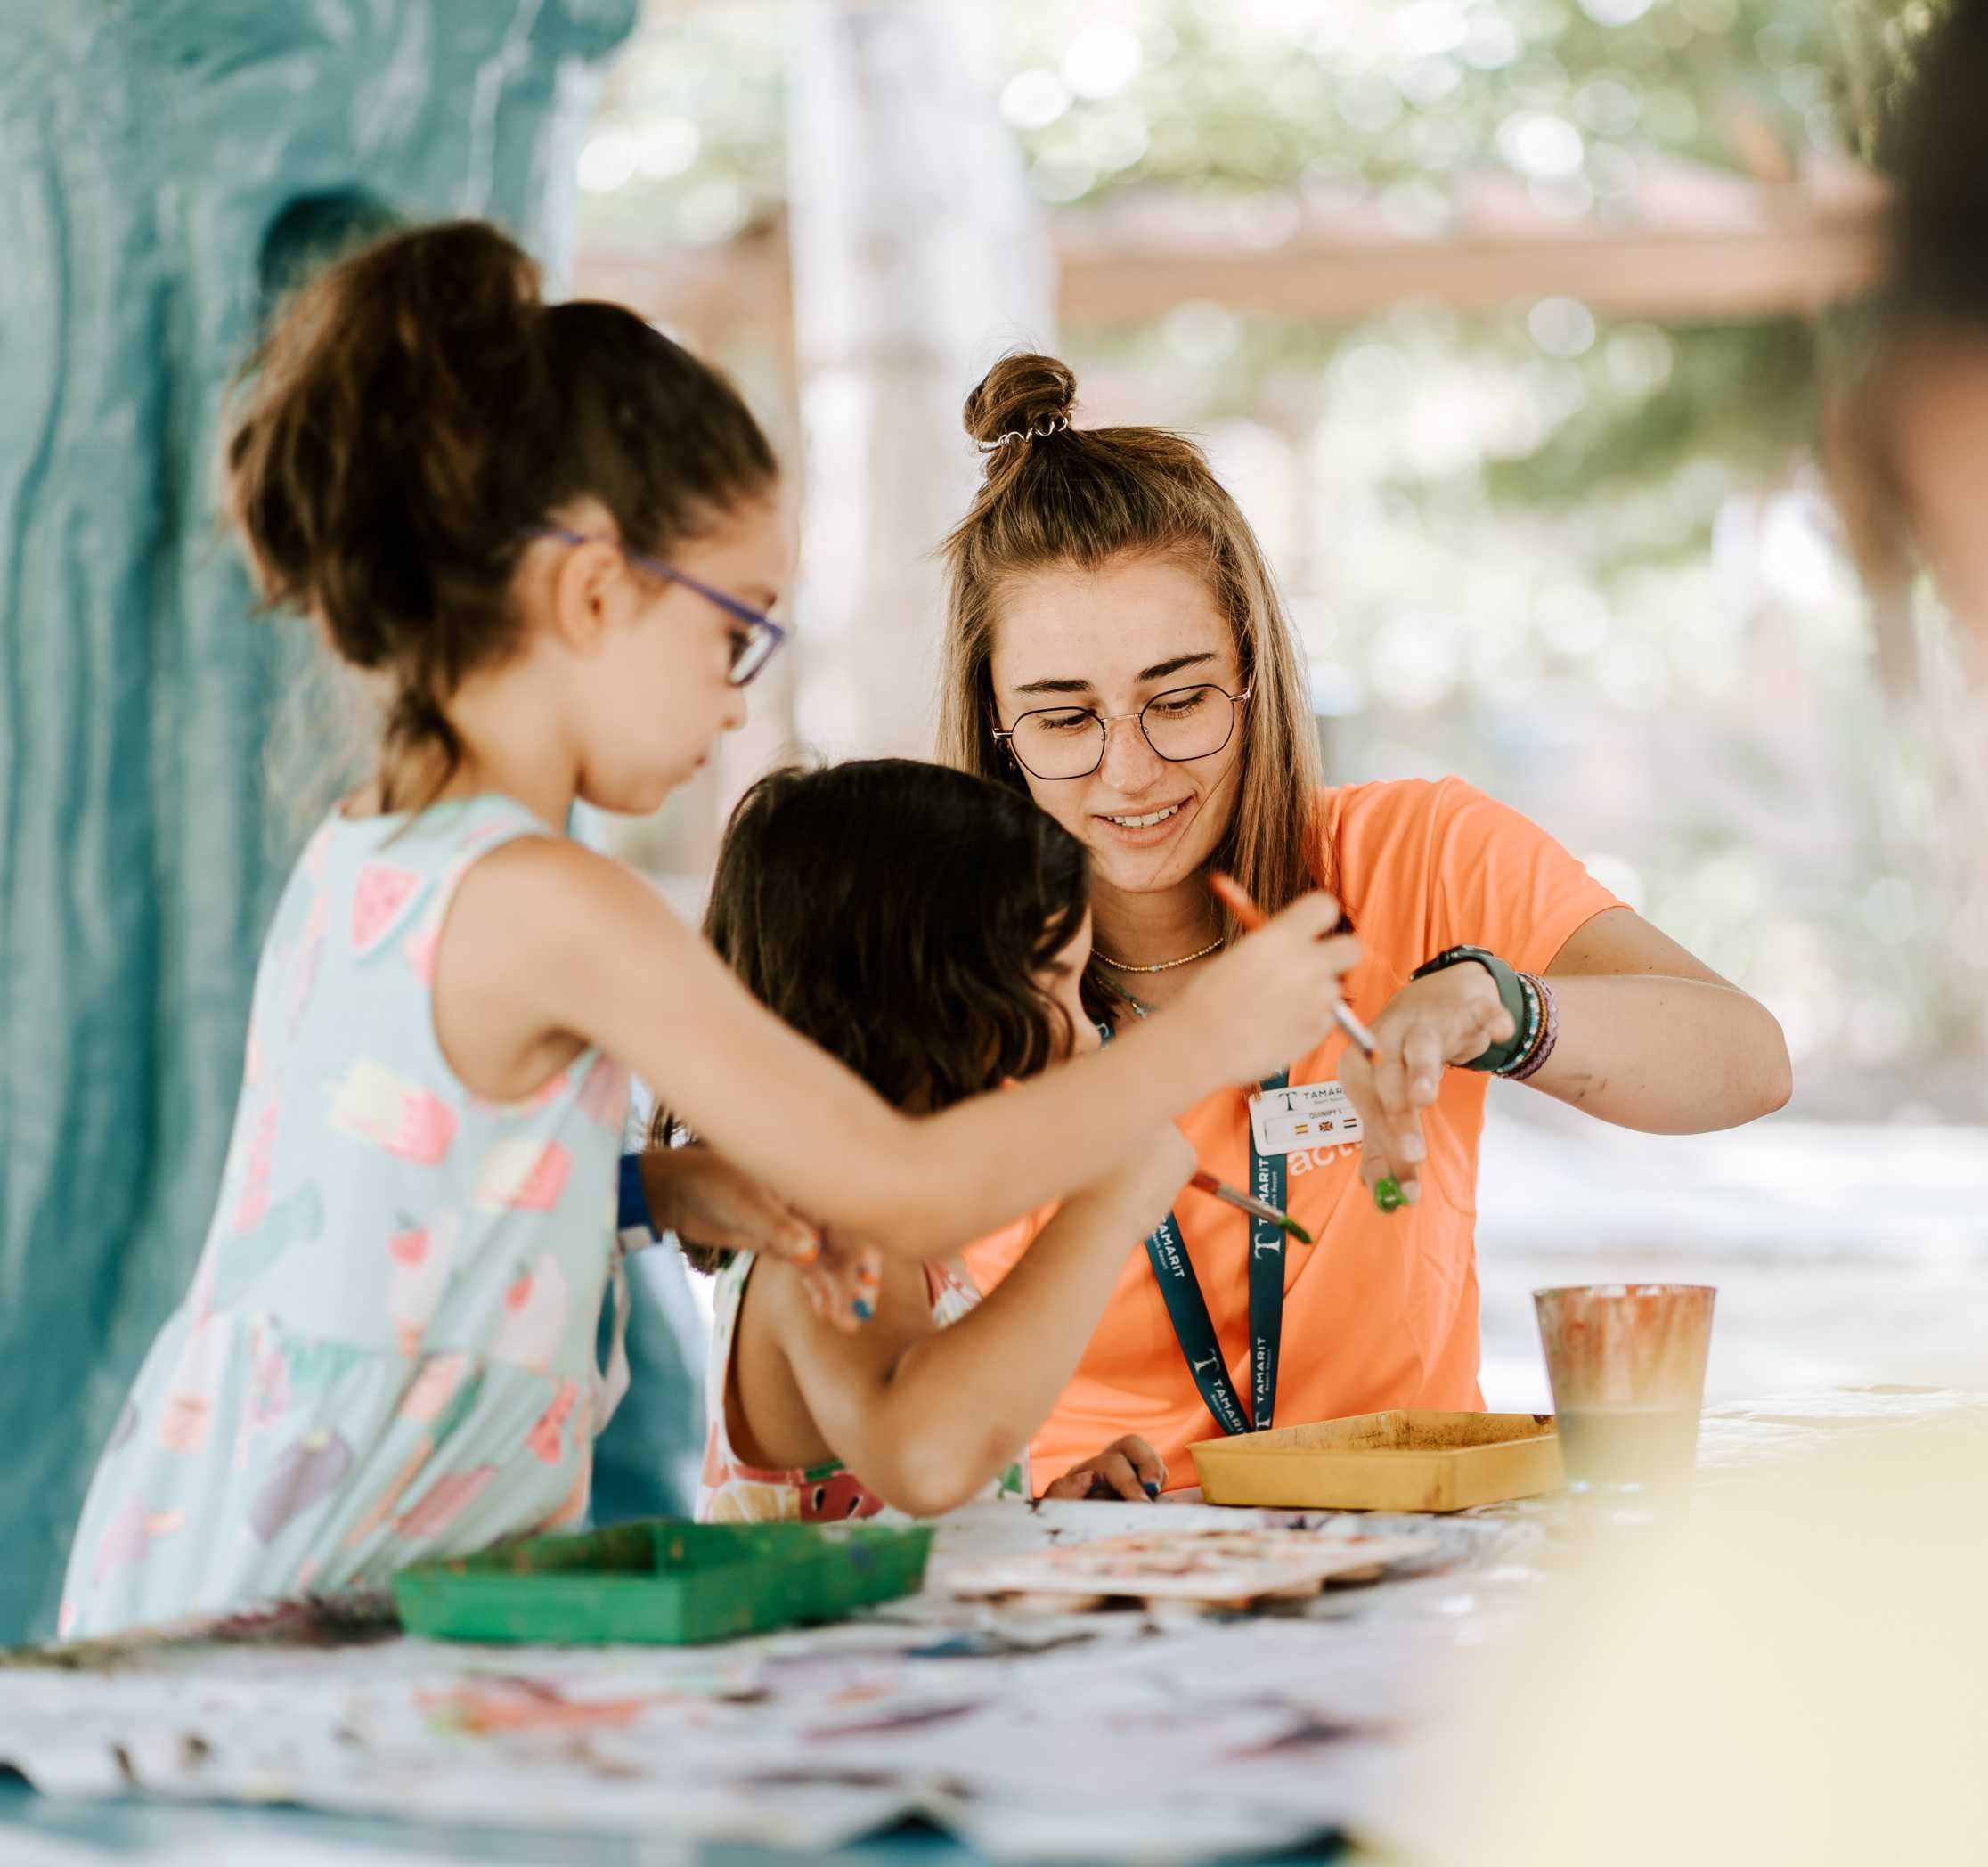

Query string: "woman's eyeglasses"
[521, 525, 786, 688]
[992, 683, 1251, 780]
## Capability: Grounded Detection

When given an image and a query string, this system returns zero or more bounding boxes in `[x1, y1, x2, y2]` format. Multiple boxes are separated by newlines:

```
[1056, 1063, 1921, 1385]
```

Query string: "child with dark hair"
[62, 222, 1359, 1634]
[680, 760, 1185, 1520]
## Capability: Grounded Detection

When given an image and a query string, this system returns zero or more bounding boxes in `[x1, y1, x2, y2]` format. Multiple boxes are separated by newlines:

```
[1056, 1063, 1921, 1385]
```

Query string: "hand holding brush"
[1206, 871, 1405, 1217]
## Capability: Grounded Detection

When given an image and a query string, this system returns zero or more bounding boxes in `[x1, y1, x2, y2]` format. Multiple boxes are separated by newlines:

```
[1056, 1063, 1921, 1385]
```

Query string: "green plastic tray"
[392, 1517, 934, 1645]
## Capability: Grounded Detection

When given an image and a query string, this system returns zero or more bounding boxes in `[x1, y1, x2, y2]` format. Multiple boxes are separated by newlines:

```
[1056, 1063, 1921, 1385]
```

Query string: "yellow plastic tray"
[1191, 1409, 1563, 1512]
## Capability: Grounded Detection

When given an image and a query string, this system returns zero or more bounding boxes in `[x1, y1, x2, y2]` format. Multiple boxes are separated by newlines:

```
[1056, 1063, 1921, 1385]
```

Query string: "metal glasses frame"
[521, 524, 787, 687]
[991, 682, 1253, 780]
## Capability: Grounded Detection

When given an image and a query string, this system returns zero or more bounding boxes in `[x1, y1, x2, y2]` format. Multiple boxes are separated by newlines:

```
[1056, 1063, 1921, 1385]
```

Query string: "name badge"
[1248, 1080, 1364, 1157]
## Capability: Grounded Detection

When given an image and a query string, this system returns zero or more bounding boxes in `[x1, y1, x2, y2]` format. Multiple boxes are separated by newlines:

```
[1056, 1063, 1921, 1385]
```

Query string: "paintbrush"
[1206, 871, 1381, 1063]
[1208, 869, 1404, 1218]
[1191, 1168, 1313, 1244]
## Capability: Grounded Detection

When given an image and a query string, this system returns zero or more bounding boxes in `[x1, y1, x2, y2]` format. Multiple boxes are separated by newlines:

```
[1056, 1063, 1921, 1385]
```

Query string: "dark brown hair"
[654, 759, 1092, 1272]
[936, 352, 1334, 958]
[224, 218, 777, 807]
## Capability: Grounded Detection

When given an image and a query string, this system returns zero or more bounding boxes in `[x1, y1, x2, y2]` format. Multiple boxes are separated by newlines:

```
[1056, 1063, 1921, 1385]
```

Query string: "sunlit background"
[567, 0, 1988, 1406]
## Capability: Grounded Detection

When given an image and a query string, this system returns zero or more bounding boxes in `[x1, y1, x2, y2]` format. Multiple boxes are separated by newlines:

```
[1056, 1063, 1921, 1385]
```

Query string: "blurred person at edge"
[1834, 0, 1988, 676]
[1413, 19, 1988, 1865]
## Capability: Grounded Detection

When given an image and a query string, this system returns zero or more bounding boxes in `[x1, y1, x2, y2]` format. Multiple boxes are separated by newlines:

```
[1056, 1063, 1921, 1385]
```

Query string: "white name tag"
[1249, 1080, 1364, 1157]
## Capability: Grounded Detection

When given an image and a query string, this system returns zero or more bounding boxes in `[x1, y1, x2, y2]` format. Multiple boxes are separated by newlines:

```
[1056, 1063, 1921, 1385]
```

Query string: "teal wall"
[0, 0, 640, 1643]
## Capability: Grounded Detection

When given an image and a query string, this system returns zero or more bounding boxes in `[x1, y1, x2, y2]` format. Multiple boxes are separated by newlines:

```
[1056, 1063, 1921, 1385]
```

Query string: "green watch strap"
[1411, 945, 1529, 1072]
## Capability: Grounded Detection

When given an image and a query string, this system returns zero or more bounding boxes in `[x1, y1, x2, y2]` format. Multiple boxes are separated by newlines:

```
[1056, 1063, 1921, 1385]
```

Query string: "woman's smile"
[1094, 796, 1193, 844]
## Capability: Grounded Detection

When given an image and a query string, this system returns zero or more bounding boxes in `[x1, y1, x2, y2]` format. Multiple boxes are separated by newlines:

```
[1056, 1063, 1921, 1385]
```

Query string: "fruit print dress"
[61, 795, 631, 1638]
[696, 1255, 1027, 1524]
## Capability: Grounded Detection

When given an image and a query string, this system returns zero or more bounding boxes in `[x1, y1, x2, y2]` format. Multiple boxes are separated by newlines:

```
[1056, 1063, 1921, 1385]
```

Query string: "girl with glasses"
[61, 227, 1359, 1637]
[940, 352, 1794, 1491]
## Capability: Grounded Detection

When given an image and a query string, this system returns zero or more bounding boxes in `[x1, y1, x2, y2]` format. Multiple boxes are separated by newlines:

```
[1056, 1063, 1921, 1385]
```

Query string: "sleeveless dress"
[60, 795, 631, 1639]
[696, 1255, 1026, 1523]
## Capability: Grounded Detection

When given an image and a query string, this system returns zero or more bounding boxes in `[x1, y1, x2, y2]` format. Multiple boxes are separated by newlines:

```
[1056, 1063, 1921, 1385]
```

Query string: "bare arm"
[1531, 907, 1792, 1131]
[440, 838, 1356, 1260]
[1340, 907, 1793, 1202]
[765, 1130, 1194, 1517]
[634, 1145, 882, 1333]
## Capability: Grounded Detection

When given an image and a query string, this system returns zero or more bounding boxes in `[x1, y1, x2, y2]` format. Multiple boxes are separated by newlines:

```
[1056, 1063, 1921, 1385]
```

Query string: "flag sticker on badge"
[1250, 1081, 1364, 1156]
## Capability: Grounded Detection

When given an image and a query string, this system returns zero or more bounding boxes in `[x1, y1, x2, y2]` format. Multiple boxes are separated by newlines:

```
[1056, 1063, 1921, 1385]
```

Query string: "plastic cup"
[1533, 1284, 1716, 1496]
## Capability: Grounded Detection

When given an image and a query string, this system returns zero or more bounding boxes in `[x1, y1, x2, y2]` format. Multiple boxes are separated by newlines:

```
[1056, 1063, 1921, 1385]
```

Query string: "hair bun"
[963, 352, 1077, 450]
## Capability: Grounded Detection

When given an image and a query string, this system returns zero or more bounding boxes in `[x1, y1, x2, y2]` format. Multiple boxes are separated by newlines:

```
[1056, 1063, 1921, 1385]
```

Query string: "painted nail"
[1373, 1178, 1405, 1214]
[1142, 1481, 1160, 1500]
[857, 1260, 883, 1286]
[852, 1297, 875, 1322]
[794, 1233, 821, 1265]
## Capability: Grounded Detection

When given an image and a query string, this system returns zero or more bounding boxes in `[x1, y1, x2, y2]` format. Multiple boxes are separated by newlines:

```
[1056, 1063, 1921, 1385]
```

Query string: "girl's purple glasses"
[522, 525, 787, 687]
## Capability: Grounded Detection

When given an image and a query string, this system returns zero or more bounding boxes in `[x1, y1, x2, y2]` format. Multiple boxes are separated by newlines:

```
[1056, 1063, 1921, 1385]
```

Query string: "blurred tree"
[569, 0, 1981, 1107]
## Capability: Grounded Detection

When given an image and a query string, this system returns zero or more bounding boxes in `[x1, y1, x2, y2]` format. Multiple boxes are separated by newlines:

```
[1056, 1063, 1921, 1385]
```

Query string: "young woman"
[939, 351, 1793, 1486]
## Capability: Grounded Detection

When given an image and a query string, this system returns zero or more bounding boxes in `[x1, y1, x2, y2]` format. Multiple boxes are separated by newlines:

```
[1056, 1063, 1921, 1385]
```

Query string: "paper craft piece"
[944, 1527, 1433, 1607]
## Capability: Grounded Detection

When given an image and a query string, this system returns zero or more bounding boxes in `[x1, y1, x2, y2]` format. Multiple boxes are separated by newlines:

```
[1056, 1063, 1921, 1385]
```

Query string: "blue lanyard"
[1142, 1070, 1290, 1438]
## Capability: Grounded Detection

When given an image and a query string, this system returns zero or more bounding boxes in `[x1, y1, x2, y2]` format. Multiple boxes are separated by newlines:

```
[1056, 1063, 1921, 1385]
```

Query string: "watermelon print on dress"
[351, 864, 429, 958]
[61, 794, 633, 1639]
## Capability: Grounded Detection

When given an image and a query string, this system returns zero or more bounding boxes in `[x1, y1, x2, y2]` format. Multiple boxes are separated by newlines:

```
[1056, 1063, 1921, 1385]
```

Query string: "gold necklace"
[1093, 934, 1227, 974]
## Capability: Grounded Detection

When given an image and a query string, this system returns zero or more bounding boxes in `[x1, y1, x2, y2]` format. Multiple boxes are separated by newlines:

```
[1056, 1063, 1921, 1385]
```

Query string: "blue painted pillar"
[0, 0, 640, 1643]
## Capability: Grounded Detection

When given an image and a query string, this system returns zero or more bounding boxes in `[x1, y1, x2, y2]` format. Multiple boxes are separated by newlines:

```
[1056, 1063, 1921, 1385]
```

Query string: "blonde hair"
[936, 352, 1334, 938]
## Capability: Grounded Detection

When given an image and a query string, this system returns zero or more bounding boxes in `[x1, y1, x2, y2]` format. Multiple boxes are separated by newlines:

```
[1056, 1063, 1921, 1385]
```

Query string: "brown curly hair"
[224, 218, 777, 810]
[654, 760, 1095, 1272]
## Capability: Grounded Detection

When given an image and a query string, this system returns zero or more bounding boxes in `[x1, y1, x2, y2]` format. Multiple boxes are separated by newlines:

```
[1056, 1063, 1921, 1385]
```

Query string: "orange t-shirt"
[964, 777, 1623, 1491]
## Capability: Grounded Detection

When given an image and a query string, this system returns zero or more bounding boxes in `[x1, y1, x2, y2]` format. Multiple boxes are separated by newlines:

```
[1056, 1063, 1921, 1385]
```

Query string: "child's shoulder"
[265, 795, 552, 950]
[289, 793, 555, 885]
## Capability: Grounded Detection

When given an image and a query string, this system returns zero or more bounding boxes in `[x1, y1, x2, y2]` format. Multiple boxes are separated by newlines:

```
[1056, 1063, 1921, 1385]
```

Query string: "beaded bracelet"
[1493, 971, 1541, 1077]
[1508, 974, 1560, 1082]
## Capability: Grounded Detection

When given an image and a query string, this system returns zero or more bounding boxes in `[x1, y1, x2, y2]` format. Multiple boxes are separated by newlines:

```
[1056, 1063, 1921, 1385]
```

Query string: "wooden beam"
[1055, 220, 1886, 325]
[572, 223, 790, 353]
[573, 196, 1887, 337]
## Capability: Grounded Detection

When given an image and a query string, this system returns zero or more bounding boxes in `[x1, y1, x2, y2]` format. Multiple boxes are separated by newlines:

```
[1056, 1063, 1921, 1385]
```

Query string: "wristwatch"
[1410, 945, 1531, 1073]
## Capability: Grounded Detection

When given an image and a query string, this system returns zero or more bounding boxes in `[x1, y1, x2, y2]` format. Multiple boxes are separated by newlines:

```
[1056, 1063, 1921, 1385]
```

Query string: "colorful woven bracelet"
[1494, 971, 1541, 1078]
[1508, 974, 1560, 1082]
